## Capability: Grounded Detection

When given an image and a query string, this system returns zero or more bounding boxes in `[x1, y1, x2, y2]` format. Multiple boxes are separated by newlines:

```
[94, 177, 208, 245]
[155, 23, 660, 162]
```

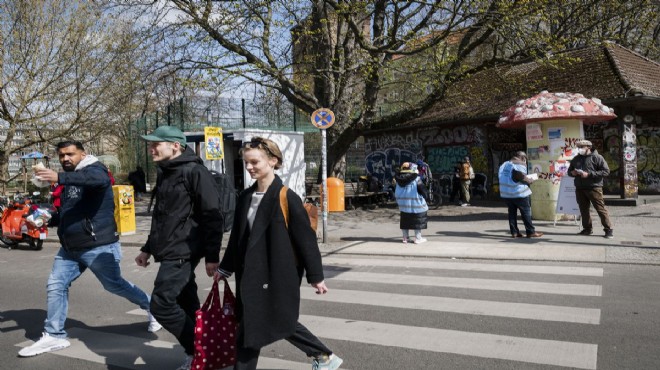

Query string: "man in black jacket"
[136, 126, 224, 370]
[19, 141, 160, 358]
[568, 139, 613, 239]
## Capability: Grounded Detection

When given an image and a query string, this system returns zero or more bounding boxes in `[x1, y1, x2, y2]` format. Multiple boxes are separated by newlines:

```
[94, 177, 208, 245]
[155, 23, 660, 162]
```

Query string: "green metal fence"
[128, 97, 366, 185]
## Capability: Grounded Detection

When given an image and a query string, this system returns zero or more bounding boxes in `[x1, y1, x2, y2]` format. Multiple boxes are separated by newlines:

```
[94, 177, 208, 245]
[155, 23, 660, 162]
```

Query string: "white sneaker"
[147, 310, 162, 333]
[176, 354, 193, 370]
[18, 332, 71, 357]
[414, 238, 428, 244]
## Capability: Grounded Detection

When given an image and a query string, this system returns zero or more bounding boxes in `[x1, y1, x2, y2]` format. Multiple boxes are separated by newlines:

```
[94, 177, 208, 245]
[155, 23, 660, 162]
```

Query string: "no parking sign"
[310, 108, 335, 129]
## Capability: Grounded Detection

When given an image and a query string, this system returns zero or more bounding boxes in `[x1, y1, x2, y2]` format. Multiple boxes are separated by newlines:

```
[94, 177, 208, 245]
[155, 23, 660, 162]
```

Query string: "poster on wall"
[526, 123, 543, 141]
[548, 127, 564, 140]
[527, 148, 539, 160]
[204, 127, 224, 160]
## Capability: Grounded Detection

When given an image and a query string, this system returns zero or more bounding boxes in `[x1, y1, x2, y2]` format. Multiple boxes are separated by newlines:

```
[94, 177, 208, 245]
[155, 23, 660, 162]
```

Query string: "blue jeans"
[44, 242, 151, 338]
[504, 197, 535, 236]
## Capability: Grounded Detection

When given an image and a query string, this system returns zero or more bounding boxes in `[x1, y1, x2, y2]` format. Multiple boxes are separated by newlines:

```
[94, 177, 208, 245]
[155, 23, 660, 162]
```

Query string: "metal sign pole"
[321, 129, 328, 243]
[310, 108, 335, 245]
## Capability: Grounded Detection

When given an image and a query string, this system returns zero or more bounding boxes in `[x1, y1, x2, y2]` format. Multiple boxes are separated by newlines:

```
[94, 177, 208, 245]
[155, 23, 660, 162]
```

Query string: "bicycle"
[416, 161, 442, 209]
[425, 178, 442, 209]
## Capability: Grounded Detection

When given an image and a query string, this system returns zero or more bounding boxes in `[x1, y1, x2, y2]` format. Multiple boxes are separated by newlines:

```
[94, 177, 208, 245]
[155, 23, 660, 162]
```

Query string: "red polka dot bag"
[191, 277, 237, 369]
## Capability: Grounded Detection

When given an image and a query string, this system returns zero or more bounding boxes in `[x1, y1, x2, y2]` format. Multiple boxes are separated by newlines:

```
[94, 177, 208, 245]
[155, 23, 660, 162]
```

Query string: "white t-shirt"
[247, 192, 265, 229]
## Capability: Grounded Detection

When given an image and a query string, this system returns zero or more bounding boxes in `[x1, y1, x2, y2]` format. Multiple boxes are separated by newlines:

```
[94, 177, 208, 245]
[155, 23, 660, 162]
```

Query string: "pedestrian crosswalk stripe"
[328, 271, 602, 296]
[323, 257, 604, 276]
[300, 288, 601, 324]
[16, 327, 325, 370]
[300, 315, 597, 369]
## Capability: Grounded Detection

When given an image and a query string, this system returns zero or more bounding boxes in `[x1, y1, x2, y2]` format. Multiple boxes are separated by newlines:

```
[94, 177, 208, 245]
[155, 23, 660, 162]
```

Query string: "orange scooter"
[0, 192, 52, 250]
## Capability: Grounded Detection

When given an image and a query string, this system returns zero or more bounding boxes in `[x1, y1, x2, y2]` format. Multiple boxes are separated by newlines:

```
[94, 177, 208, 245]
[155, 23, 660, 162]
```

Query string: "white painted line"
[301, 288, 600, 324]
[15, 327, 324, 370]
[323, 257, 604, 277]
[300, 315, 597, 369]
[328, 271, 602, 296]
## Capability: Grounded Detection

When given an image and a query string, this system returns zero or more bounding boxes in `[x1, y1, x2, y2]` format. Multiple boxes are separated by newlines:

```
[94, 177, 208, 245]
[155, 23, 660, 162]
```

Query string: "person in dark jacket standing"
[127, 166, 147, 201]
[394, 162, 429, 244]
[136, 126, 224, 370]
[568, 139, 614, 239]
[19, 141, 161, 358]
[216, 137, 342, 370]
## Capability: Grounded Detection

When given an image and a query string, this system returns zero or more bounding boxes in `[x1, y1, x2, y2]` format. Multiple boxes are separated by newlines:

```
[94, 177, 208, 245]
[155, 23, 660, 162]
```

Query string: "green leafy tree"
[118, 0, 659, 178]
[0, 0, 147, 190]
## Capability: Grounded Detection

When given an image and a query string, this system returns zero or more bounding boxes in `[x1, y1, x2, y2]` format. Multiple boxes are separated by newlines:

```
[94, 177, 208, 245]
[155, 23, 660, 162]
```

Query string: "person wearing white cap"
[568, 139, 613, 239]
[394, 162, 429, 244]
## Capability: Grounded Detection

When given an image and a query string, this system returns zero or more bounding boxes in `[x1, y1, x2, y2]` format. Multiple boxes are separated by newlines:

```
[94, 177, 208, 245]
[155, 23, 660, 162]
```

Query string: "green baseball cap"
[141, 126, 187, 147]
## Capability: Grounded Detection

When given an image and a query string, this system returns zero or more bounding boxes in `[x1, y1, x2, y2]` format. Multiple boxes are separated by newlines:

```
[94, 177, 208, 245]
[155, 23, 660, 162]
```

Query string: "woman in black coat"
[217, 137, 343, 370]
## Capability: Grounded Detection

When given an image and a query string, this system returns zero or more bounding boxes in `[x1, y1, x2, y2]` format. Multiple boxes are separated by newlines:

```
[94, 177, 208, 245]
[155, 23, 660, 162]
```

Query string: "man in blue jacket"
[19, 141, 160, 358]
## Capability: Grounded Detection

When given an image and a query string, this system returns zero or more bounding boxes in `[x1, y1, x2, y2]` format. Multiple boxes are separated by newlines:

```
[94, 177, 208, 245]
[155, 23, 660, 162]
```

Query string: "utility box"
[113, 185, 136, 236]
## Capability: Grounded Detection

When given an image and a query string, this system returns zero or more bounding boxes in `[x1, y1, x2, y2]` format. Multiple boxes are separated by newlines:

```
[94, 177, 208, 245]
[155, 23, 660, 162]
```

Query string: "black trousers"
[150, 258, 201, 355]
[233, 322, 332, 370]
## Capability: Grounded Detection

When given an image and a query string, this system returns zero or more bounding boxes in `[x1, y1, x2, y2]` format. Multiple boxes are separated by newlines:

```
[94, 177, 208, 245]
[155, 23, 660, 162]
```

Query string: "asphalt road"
[2, 243, 660, 369]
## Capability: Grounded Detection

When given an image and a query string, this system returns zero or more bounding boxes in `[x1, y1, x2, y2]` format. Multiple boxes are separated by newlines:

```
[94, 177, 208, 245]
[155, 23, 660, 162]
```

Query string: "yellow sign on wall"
[204, 127, 224, 160]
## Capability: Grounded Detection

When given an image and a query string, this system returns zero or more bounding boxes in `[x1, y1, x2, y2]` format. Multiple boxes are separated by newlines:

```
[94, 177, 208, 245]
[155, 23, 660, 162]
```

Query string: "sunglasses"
[244, 138, 279, 160]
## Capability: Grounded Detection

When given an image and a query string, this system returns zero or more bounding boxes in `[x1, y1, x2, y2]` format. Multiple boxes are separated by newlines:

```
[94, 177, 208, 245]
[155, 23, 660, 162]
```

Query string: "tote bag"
[191, 277, 238, 369]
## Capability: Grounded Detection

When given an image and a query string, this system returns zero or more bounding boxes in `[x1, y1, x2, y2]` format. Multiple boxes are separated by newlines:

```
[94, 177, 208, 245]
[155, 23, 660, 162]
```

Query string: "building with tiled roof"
[363, 43, 660, 199]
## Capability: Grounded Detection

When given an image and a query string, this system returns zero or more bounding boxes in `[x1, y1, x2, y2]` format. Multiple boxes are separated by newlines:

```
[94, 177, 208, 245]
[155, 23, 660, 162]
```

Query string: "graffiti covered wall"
[637, 124, 660, 194]
[364, 125, 513, 194]
[601, 119, 660, 195]
[363, 112, 659, 196]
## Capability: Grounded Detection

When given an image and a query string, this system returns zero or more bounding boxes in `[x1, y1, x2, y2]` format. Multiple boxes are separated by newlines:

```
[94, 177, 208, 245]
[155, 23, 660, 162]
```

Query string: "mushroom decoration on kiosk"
[498, 91, 617, 221]
[497, 91, 616, 128]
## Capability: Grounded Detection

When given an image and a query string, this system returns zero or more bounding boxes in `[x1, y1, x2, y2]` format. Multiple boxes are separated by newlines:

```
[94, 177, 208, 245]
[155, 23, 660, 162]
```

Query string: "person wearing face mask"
[498, 151, 543, 238]
[567, 139, 613, 239]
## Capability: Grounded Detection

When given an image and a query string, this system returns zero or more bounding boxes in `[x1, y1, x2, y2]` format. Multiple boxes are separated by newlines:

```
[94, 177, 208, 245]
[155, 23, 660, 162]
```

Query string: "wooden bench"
[305, 181, 389, 209]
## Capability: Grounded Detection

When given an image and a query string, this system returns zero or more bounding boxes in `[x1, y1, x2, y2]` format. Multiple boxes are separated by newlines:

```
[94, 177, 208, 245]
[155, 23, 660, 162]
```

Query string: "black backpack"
[209, 170, 237, 232]
[149, 165, 237, 233]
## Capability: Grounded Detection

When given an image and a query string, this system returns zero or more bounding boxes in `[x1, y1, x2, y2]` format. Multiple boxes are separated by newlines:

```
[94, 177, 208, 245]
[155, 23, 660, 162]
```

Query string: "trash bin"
[327, 177, 345, 212]
[113, 185, 136, 235]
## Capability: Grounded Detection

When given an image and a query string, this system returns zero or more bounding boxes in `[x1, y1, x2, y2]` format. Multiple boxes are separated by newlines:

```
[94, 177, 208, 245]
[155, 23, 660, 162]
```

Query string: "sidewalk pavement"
[46, 199, 660, 265]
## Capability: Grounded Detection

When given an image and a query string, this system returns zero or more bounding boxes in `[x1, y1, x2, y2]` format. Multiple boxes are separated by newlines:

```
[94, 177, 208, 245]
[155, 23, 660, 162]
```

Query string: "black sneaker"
[604, 230, 614, 239]
[577, 229, 593, 236]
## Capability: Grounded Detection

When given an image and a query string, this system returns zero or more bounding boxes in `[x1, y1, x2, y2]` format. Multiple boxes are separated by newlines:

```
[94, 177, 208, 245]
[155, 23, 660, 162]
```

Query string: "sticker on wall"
[532, 164, 543, 174]
[555, 160, 569, 176]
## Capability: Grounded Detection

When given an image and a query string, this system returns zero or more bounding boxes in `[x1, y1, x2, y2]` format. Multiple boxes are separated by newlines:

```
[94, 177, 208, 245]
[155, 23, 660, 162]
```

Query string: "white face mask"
[577, 148, 587, 155]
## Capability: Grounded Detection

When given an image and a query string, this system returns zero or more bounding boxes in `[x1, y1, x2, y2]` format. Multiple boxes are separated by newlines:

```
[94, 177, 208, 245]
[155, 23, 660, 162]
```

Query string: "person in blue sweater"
[498, 151, 543, 238]
[394, 162, 429, 244]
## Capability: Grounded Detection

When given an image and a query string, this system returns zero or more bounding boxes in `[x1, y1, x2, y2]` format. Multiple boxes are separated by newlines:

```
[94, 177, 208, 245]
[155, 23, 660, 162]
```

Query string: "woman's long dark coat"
[219, 176, 324, 349]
